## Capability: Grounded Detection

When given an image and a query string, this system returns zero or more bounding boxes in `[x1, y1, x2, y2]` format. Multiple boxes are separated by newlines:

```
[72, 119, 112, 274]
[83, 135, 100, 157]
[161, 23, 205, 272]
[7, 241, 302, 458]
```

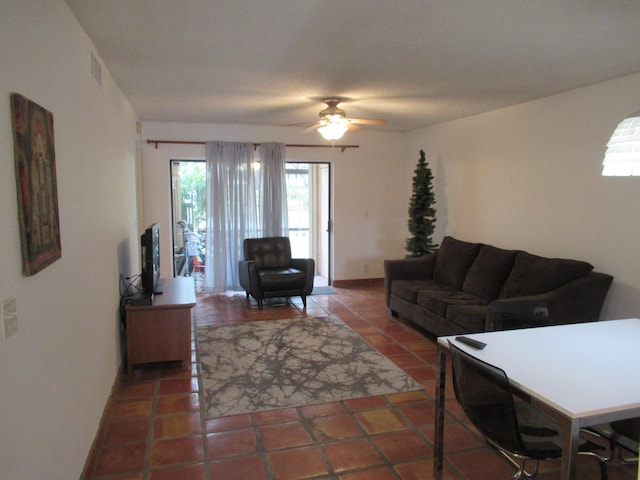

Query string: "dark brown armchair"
[238, 237, 315, 309]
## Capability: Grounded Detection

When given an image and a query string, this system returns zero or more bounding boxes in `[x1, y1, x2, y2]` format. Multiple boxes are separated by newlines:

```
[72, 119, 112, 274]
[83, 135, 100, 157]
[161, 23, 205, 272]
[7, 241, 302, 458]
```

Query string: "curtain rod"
[146, 139, 359, 153]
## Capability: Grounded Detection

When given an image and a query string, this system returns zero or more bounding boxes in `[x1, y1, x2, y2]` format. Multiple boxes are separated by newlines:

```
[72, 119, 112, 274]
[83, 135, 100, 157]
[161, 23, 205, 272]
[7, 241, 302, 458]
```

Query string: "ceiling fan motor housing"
[319, 98, 346, 119]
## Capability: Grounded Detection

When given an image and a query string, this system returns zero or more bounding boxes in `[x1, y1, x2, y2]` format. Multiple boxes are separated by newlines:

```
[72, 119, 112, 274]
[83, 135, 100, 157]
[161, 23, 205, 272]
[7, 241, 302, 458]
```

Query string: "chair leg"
[257, 298, 263, 310]
[301, 295, 307, 308]
[577, 431, 610, 480]
[487, 440, 538, 480]
[597, 458, 608, 480]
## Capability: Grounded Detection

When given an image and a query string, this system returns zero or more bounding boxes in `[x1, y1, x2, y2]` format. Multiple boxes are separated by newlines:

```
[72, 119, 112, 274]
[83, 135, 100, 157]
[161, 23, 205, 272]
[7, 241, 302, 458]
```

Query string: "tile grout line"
[195, 310, 214, 480]
[141, 369, 161, 480]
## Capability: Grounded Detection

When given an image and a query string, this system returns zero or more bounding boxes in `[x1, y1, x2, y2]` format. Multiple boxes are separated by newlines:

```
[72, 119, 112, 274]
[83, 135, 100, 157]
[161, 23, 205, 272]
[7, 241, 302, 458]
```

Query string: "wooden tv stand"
[125, 277, 196, 374]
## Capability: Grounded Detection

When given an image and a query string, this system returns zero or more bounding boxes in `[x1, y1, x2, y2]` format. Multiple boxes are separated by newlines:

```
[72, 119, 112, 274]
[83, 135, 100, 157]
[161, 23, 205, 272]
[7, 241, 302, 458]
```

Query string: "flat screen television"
[140, 223, 161, 295]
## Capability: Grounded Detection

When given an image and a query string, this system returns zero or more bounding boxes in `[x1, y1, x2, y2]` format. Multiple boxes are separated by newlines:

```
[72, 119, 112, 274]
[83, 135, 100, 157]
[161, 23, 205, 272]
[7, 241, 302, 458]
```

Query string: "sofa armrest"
[291, 258, 316, 295]
[383, 252, 437, 306]
[488, 271, 613, 330]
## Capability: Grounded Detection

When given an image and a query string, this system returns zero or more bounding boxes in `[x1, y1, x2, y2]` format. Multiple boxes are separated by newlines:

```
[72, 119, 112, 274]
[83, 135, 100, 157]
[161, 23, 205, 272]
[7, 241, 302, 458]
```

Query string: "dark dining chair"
[448, 341, 608, 479]
[486, 300, 550, 331]
[608, 418, 639, 462]
[588, 417, 639, 465]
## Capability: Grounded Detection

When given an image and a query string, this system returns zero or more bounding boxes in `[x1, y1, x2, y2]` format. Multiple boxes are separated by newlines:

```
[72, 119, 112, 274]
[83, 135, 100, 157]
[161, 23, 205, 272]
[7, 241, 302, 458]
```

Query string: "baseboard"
[80, 363, 123, 479]
[332, 277, 384, 288]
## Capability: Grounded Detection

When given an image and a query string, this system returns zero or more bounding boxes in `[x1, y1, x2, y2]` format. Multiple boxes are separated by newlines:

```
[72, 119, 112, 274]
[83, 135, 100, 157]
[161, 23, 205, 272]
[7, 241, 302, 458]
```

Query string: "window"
[602, 112, 640, 176]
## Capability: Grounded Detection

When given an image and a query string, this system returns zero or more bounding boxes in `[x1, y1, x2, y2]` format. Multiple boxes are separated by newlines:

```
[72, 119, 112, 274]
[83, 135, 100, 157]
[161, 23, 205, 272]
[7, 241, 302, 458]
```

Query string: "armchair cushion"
[244, 236, 292, 268]
[257, 267, 307, 290]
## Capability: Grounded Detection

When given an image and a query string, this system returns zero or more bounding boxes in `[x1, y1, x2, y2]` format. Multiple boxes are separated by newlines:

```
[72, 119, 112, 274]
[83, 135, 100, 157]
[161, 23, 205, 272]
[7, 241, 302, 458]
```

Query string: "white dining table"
[433, 318, 640, 480]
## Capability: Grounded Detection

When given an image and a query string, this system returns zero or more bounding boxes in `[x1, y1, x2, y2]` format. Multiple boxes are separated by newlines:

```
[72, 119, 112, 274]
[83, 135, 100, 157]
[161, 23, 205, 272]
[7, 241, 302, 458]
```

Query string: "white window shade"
[602, 112, 640, 176]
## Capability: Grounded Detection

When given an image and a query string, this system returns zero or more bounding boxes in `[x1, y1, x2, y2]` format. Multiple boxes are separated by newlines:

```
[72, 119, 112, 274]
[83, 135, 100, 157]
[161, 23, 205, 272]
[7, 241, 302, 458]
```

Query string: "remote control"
[455, 336, 487, 350]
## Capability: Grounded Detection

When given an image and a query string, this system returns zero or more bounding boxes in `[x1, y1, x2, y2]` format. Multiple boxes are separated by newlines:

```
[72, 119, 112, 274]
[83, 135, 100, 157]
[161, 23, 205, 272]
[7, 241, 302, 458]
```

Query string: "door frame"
[169, 158, 333, 286]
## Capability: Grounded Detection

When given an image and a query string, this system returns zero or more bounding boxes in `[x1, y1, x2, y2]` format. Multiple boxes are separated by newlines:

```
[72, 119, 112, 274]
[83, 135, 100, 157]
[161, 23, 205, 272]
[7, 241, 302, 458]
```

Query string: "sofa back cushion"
[433, 236, 481, 289]
[499, 252, 593, 298]
[462, 245, 518, 300]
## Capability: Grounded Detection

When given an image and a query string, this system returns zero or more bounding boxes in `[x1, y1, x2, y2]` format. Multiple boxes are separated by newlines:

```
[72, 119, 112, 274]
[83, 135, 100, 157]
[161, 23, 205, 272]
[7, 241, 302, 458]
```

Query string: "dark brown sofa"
[384, 236, 613, 336]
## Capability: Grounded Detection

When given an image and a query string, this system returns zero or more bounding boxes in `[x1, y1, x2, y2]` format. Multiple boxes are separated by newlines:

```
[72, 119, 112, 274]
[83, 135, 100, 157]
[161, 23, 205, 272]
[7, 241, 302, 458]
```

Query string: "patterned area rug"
[197, 316, 423, 418]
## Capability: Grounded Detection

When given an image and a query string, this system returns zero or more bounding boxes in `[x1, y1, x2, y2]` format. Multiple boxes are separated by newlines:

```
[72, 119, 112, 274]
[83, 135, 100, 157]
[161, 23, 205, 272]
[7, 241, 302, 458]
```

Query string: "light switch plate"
[2, 296, 17, 339]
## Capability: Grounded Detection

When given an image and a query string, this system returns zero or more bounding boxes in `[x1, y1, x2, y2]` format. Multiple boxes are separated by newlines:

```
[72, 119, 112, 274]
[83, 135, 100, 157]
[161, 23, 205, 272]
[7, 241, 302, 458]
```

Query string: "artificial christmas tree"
[406, 150, 437, 257]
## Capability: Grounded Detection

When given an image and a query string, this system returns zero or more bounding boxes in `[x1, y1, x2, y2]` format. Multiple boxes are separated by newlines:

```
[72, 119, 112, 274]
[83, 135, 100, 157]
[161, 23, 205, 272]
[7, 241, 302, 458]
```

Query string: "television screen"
[141, 223, 161, 295]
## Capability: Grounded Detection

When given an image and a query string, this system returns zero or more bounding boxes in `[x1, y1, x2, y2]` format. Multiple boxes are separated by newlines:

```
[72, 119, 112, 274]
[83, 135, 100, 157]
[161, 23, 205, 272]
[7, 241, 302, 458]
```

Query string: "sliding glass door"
[170, 159, 331, 290]
[286, 162, 331, 286]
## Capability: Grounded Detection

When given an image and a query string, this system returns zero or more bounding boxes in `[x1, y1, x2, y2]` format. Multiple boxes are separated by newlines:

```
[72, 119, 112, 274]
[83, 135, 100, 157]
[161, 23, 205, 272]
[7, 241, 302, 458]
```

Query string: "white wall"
[0, 1, 139, 478]
[2, 3, 637, 478]
[407, 72, 640, 320]
[141, 122, 408, 281]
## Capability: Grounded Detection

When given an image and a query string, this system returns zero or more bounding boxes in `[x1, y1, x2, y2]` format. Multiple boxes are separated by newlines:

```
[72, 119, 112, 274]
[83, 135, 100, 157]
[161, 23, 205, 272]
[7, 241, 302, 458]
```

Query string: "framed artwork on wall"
[10, 93, 62, 276]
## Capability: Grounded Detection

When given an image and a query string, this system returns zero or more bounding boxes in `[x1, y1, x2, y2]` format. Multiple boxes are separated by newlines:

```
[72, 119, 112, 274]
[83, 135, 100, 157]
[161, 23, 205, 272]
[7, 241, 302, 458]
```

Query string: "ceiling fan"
[287, 98, 387, 140]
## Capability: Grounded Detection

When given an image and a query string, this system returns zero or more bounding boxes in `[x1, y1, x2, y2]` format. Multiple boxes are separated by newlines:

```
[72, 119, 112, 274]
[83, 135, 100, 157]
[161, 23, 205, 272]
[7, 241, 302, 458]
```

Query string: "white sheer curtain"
[257, 142, 289, 237]
[203, 141, 288, 293]
[204, 141, 258, 293]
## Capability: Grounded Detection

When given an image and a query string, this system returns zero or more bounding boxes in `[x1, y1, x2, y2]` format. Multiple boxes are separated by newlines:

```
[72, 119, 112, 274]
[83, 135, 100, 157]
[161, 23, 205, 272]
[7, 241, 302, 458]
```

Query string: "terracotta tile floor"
[82, 284, 636, 480]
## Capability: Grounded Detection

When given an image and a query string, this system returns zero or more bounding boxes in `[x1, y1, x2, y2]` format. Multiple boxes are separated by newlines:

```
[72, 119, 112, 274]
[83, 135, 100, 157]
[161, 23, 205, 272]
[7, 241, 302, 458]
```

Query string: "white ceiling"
[65, 0, 640, 132]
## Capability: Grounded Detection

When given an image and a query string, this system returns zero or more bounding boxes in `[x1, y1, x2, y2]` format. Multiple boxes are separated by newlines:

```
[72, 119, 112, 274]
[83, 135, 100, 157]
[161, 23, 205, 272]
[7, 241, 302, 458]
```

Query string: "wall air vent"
[90, 51, 102, 86]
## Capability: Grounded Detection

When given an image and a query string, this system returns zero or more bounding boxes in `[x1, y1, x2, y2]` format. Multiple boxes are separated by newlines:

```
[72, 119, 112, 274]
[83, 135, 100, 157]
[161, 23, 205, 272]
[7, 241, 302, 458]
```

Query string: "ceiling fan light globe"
[318, 122, 348, 140]
[321, 114, 347, 123]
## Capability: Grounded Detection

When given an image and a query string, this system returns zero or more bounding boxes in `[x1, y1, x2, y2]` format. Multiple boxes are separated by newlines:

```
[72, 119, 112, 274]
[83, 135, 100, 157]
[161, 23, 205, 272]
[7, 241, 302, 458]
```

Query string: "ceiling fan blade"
[283, 121, 319, 127]
[302, 122, 322, 134]
[348, 117, 387, 126]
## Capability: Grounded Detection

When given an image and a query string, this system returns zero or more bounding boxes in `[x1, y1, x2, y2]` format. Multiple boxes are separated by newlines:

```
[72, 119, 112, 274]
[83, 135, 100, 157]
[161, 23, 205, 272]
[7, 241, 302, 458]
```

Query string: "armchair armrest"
[291, 258, 316, 296]
[238, 259, 257, 294]
[384, 252, 437, 306]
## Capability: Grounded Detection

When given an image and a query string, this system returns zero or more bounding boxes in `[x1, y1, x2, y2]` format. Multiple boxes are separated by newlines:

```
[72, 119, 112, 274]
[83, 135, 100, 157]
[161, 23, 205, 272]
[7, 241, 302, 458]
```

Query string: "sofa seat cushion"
[257, 267, 306, 290]
[433, 236, 481, 289]
[462, 245, 519, 300]
[416, 289, 488, 317]
[499, 252, 593, 298]
[446, 304, 490, 333]
[390, 279, 453, 303]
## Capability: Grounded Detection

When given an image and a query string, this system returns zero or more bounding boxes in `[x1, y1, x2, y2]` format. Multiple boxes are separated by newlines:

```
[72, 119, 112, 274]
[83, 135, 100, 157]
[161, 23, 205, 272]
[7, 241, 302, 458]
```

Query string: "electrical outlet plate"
[2, 296, 17, 339]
